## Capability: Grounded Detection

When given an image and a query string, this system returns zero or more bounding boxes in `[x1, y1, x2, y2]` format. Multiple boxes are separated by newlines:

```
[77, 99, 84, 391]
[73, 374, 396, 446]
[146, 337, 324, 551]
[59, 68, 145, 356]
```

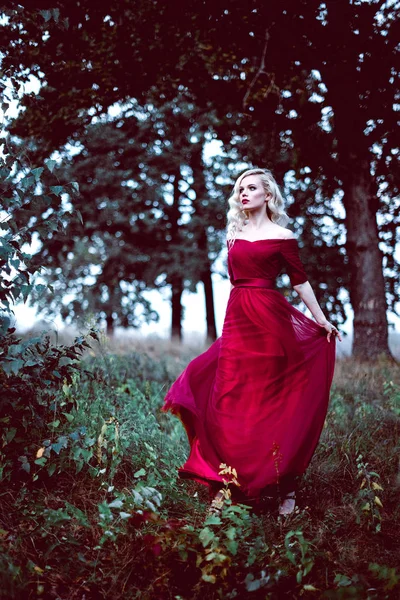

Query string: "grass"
[1, 335, 400, 599]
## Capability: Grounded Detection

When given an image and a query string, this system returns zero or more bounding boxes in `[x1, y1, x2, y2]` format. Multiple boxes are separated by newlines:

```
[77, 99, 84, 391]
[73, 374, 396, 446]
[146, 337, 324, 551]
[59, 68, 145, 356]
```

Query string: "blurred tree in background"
[1, 0, 399, 358]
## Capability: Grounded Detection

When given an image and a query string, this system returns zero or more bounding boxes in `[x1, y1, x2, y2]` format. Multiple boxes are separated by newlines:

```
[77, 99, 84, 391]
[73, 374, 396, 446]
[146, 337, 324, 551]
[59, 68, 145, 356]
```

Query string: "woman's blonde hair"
[226, 168, 289, 249]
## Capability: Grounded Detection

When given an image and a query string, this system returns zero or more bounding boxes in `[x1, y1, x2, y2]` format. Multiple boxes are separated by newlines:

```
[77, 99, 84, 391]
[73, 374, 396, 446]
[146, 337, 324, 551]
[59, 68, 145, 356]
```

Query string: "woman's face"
[238, 175, 268, 211]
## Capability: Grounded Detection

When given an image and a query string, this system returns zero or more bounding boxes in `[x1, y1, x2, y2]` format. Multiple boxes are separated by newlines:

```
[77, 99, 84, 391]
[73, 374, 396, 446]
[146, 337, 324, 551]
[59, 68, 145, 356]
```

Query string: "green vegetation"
[1, 344, 399, 599]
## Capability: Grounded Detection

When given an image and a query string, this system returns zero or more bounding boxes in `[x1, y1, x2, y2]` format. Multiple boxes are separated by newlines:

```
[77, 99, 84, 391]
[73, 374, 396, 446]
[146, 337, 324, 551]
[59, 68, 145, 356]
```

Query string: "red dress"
[162, 238, 336, 500]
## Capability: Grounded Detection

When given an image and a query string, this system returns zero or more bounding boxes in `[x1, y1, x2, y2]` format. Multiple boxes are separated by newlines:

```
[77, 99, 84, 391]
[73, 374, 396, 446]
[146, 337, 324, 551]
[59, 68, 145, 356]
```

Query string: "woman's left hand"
[319, 320, 342, 343]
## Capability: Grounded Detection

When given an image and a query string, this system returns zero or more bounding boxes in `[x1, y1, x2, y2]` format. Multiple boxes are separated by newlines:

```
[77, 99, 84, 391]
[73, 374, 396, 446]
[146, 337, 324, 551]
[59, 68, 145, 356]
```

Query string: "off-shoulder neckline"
[229, 238, 298, 244]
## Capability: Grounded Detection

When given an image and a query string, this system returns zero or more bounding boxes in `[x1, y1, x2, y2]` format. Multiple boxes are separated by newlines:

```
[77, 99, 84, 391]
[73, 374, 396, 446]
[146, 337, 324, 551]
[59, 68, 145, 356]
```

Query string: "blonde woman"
[163, 168, 341, 516]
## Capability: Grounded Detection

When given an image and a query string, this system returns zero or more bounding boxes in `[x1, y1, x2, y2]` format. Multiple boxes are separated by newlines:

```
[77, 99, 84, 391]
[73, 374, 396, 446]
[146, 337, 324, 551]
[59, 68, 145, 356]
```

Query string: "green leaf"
[52, 442, 63, 454]
[19, 176, 35, 191]
[50, 186, 64, 197]
[39, 9, 52, 22]
[31, 167, 44, 181]
[204, 514, 221, 526]
[35, 457, 47, 466]
[62, 412, 74, 422]
[34, 284, 47, 295]
[334, 574, 353, 588]
[108, 499, 124, 508]
[48, 420, 60, 429]
[0, 315, 11, 334]
[5, 427, 17, 443]
[3, 359, 24, 376]
[199, 526, 215, 548]
[201, 573, 216, 584]
[47, 464, 57, 477]
[296, 570, 303, 584]
[45, 159, 57, 172]
[134, 468, 146, 478]
[303, 560, 314, 576]
[286, 550, 296, 565]
[245, 574, 261, 592]
[225, 539, 238, 555]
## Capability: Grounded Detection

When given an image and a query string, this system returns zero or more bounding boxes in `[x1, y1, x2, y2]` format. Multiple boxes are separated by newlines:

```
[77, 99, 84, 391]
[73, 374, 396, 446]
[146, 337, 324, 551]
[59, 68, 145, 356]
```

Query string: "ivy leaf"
[108, 499, 124, 509]
[134, 468, 146, 478]
[31, 167, 44, 181]
[19, 176, 35, 190]
[50, 186, 64, 197]
[52, 442, 63, 454]
[44, 159, 57, 172]
[3, 359, 24, 376]
[39, 9, 52, 22]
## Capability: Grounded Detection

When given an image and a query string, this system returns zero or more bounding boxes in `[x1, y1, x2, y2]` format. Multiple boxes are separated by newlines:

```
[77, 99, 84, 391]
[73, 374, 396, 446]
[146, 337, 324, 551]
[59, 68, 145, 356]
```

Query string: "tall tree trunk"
[169, 169, 184, 341]
[106, 312, 115, 337]
[322, 1, 392, 361]
[171, 275, 184, 340]
[201, 266, 217, 341]
[190, 142, 218, 342]
[342, 161, 390, 360]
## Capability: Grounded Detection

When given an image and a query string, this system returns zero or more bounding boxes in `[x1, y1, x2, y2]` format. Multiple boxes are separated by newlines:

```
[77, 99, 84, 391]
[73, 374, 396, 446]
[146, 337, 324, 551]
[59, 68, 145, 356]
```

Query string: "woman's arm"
[293, 281, 342, 342]
[293, 281, 328, 325]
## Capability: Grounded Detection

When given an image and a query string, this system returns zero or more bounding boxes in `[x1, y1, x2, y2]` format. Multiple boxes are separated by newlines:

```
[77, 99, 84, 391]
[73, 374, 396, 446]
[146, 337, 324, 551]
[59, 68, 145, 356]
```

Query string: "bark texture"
[343, 162, 390, 359]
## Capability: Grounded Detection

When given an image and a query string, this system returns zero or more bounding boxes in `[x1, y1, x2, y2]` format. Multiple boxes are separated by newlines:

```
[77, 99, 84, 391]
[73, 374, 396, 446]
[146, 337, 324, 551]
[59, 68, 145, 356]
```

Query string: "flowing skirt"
[162, 287, 336, 500]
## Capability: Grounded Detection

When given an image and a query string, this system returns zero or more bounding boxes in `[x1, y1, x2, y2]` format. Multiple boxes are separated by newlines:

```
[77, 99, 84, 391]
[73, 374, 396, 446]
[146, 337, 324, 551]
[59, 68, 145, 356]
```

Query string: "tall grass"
[1, 336, 399, 599]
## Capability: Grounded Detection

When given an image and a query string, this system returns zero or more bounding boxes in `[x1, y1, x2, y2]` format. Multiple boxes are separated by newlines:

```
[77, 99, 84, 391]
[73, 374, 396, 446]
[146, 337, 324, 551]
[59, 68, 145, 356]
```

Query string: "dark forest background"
[0, 0, 399, 360]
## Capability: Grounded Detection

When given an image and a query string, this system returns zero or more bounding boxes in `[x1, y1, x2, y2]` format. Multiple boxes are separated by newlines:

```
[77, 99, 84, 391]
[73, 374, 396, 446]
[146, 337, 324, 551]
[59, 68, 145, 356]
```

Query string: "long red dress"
[162, 238, 336, 500]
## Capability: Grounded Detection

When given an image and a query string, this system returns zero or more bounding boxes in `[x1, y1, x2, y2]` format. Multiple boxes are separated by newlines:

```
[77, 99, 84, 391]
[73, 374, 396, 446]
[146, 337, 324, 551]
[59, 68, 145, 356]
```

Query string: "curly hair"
[226, 168, 290, 249]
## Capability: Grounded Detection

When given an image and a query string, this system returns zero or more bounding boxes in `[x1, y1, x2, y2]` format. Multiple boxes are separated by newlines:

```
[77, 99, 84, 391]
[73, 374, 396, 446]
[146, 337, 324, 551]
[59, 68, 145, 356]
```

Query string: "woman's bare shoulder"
[275, 226, 296, 240]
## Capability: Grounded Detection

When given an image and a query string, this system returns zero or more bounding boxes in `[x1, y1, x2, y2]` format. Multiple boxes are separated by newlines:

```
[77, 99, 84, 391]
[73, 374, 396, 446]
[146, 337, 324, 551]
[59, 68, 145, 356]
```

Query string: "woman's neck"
[245, 212, 273, 230]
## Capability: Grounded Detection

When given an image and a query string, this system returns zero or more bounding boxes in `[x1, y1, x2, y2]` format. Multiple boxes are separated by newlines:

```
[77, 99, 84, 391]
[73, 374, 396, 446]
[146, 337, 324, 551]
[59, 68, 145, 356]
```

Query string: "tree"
[2, 0, 398, 357]
[26, 97, 226, 339]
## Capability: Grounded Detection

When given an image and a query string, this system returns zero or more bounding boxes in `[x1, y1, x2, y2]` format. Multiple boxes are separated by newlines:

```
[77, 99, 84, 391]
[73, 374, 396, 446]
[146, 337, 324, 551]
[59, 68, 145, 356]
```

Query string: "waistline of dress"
[232, 278, 275, 289]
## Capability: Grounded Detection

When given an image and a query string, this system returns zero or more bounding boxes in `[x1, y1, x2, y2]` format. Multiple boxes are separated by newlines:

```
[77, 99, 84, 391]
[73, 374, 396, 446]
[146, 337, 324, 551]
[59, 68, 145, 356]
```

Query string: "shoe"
[278, 491, 296, 516]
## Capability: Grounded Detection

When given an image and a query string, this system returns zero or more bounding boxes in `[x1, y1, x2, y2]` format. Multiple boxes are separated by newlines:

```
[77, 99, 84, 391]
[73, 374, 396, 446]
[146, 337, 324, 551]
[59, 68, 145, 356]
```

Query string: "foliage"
[0, 140, 79, 325]
[26, 96, 227, 336]
[0, 138, 103, 482]
[0, 345, 399, 599]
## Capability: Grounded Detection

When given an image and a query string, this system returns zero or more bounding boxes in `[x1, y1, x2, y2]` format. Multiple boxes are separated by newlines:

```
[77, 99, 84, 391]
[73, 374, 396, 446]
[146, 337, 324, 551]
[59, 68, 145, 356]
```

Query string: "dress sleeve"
[280, 239, 308, 287]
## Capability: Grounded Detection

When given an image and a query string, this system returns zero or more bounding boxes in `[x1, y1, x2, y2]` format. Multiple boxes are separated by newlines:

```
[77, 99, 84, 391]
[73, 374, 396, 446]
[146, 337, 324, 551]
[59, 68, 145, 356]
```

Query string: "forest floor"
[1, 336, 400, 599]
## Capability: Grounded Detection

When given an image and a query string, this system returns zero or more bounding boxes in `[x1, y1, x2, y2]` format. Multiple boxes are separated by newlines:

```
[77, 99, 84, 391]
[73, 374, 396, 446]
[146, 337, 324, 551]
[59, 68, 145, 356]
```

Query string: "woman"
[162, 168, 341, 516]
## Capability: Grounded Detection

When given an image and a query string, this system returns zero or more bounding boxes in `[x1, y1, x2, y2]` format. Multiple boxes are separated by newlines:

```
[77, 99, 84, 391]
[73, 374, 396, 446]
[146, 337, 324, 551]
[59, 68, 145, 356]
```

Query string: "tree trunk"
[342, 161, 390, 360]
[190, 142, 218, 343]
[106, 312, 115, 337]
[201, 266, 217, 341]
[171, 275, 183, 341]
[321, 1, 392, 361]
[169, 169, 184, 341]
